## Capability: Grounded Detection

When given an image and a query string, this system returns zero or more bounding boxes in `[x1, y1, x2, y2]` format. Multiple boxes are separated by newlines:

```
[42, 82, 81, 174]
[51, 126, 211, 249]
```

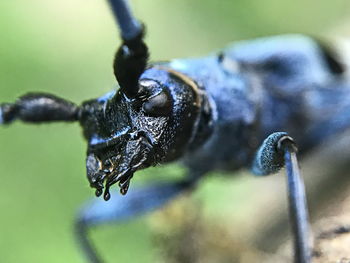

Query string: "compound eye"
[143, 91, 172, 116]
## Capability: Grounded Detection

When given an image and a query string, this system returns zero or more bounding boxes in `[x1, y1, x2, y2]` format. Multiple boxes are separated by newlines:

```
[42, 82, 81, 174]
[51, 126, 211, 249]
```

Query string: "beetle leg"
[0, 93, 79, 125]
[252, 132, 312, 263]
[75, 178, 198, 263]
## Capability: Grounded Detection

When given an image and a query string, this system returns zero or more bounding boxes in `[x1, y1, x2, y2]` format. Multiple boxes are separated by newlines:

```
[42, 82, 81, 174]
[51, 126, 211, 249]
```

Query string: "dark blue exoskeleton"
[1, 0, 350, 262]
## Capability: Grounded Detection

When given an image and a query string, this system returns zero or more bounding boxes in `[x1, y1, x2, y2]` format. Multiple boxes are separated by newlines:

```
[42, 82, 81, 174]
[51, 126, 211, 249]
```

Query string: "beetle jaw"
[86, 136, 153, 201]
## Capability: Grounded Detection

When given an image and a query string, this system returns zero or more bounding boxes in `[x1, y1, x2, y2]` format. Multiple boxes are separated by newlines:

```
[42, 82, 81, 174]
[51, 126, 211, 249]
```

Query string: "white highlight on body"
[170, 60, 188, 71]
[221, 56, 240, 73]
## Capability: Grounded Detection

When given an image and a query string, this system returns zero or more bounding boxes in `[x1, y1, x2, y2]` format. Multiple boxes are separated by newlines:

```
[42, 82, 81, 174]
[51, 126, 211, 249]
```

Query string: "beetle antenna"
[108, 0, 142, 41]
[107, 0, 149, 98]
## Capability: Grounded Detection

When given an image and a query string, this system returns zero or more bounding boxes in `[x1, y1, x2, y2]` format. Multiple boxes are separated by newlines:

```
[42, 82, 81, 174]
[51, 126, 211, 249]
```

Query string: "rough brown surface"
[150, 191, 350, 263]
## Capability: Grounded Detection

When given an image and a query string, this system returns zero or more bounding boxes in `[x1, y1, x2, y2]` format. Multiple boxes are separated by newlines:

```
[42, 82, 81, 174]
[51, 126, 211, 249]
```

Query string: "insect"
[1, 0, 349, 262]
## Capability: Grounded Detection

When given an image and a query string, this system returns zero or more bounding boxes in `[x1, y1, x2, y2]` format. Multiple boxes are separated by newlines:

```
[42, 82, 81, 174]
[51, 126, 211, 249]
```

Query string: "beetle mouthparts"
[99, 169, 134, 201]
[86, 153, 129, 200]
[87, 136, 152, 201]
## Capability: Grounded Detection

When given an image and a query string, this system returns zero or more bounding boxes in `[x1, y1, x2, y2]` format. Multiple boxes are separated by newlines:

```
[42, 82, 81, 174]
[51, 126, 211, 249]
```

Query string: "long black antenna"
[108, 0, 142, 41]
[107, 0, 149, 98]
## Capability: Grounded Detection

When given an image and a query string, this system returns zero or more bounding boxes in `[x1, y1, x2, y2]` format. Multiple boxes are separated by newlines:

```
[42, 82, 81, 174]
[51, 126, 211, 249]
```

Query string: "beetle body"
[1, 0, 349, 261]
[172, 35, 350, 172]
[80, 34, 350, 190]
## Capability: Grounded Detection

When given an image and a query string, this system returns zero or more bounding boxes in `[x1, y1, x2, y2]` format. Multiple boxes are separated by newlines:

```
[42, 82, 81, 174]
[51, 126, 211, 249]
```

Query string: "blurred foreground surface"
[0, 0, 350, 262]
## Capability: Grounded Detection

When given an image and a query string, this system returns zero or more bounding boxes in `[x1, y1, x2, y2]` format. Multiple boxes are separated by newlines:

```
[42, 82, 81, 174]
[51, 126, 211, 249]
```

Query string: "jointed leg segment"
[75, 178, 198, 263]
[252, 132, 312, 263]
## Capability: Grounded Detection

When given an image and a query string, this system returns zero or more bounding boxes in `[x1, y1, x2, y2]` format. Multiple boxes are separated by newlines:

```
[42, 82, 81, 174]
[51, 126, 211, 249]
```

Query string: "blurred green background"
[0, 0, 349, 262]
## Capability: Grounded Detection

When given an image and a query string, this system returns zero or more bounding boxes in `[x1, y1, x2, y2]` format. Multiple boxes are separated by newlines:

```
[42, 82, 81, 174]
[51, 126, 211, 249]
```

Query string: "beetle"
[1, 0, 349, 262]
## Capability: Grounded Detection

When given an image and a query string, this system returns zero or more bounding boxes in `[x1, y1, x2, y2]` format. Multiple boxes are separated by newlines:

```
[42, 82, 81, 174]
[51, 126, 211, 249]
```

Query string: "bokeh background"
[0, 0, 350, 262]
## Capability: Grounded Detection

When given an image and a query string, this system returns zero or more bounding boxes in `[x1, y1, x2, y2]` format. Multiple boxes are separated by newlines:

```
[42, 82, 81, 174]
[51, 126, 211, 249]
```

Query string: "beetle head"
[82, 67, 203, 200]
